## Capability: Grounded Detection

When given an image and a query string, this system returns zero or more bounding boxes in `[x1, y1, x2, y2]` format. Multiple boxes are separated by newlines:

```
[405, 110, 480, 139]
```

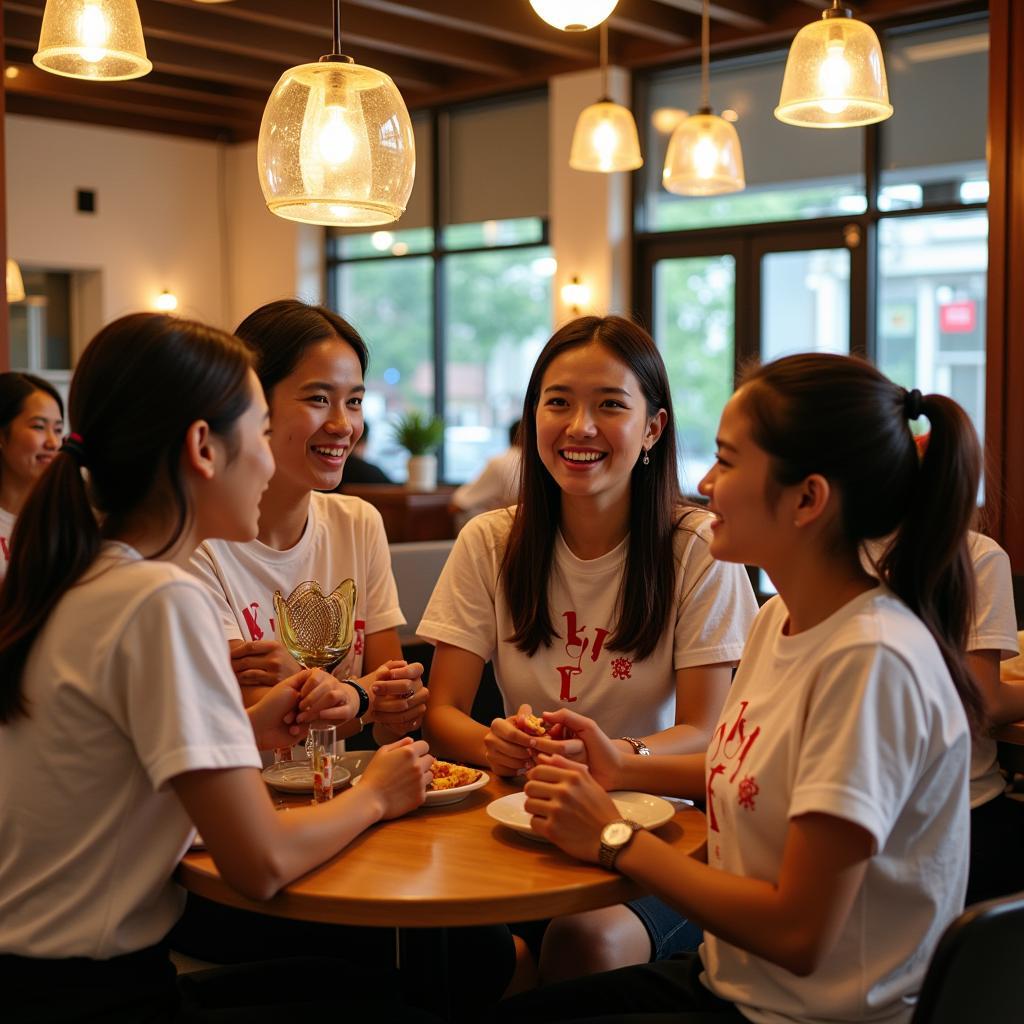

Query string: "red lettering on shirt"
[707, 701, 763, 830]
[556, 665, 581, 703]
[354, 619, 365, 656]
[242, 602, 264, 642]
[707, 762, 727, 833]
[591, 627, 610, 661]
[0, 536, 8, 561]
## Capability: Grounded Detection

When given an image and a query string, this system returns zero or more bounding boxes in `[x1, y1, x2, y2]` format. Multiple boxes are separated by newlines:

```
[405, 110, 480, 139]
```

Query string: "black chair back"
[911, 892, 1024, 1023]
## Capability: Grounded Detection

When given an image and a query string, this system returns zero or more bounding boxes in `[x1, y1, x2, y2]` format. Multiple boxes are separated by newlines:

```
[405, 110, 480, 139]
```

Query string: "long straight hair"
[502, 315, 695, 661]
[0, 314, 253, 723]
[740, 353, 983, 732]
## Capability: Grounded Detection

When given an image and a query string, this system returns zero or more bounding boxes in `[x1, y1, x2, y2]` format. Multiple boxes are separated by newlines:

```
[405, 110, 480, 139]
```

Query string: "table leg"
[397, 925, 452, 1021]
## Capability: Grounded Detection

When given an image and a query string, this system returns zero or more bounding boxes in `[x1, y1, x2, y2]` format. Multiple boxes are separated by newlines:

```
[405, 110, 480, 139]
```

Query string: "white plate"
[351, 767, 490, 806]
[486, 790, 676, 843]
[261, 758, 352, 794]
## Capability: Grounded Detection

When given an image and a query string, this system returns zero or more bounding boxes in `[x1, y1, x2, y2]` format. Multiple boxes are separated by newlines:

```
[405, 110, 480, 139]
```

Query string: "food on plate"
[519, 713, 547, 737]
[429, 760, 483, 791]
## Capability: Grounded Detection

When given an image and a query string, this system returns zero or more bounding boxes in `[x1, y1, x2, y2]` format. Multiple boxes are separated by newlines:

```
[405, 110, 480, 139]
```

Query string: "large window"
[329, 96, 553, 483]
[638, 15, 990, 483]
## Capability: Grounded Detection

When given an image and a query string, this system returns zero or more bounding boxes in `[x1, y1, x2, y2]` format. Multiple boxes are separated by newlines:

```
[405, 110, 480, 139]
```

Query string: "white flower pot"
[406, 453, 437, 490]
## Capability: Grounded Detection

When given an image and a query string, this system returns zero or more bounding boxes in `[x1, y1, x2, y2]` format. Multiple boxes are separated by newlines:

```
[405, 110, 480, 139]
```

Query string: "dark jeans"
[1, 946, 442, 1023]
[494, 952, 746, 1024]
[967, 792, 1024, 905]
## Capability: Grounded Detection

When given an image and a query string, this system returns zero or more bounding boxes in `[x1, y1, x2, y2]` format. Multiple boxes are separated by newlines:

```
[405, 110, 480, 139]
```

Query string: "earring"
[642, 449, 650, 466]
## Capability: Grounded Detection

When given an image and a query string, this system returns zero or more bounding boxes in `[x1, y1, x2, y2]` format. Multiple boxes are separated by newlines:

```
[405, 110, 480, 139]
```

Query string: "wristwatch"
[599, 819, 643, 871]
[344, 677, 370, 720]
[620, 736, 651, 756]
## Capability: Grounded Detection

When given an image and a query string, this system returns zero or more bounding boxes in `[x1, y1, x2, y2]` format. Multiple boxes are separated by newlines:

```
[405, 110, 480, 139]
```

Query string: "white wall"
[5, 116, 323, 353]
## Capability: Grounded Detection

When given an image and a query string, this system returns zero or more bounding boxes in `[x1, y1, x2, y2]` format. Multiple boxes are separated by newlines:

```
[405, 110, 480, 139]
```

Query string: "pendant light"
[257, 0, 415, 227]
[570, 22, 642, 174]
[530, 1, 618, 32]
[33, 0, 151, 82]
[6, 260, 26, 303]
[775, 1, 893, 128]
[662, 0, 744, 196]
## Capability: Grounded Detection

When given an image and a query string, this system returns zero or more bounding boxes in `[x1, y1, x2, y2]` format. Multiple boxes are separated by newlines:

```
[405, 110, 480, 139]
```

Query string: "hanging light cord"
[700, 0, 710, 112]
[332, 0, 342, 56]
[600, 21, 609, 100]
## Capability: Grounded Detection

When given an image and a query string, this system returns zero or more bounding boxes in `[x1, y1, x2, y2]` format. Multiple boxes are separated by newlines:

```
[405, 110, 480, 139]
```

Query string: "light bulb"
[77, 3, 110, 64]
[154, 290, 178, 312]
[592, 117, 621, 172]
[318, 105, 356, 166]
[692, 134, 719, 180]
[818, 38, 852, 114]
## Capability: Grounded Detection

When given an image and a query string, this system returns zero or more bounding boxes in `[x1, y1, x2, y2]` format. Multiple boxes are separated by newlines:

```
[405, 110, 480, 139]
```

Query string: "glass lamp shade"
[530, 0, 618, 32]
[33, 0, 151, 82]
[6, 260, 26, 303]
[662, 112, 745, 196]
[570, 101, 643, 173]
[258, 61, 415, 227]
[775, 12, 893, 128]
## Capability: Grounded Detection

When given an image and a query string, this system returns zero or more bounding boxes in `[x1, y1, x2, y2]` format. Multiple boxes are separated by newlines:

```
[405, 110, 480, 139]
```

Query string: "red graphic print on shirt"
[0, 536, 9, 562]
[610, 656, 632, 680]
[242, 602, 264, 642]
[706, 700, 761, 832]
[354, 620, 365, 656]
[555, 611, 611, 702]
[738, 775, 759, 810]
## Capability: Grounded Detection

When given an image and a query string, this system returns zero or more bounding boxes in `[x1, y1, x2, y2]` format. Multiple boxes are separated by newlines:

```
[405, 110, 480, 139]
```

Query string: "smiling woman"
[0, 373, 64, 580]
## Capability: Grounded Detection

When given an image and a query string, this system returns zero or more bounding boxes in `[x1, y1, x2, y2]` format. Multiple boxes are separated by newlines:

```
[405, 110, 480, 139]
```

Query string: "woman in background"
[0, 372, 64, 578]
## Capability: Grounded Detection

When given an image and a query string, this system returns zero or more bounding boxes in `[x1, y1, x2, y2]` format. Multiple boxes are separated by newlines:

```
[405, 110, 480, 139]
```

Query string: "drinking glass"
[310, 723, 337, 804]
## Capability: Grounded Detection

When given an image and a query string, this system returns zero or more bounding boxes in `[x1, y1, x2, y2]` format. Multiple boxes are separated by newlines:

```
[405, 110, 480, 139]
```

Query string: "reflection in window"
[443, 246, 553, 482]
[877, 212, 988, 446]
[336, 256, 433, 481]
[653, 255, 735, 492]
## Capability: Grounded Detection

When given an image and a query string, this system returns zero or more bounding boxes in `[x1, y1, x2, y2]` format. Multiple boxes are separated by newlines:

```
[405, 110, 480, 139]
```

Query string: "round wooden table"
[178, 775, 707, 928]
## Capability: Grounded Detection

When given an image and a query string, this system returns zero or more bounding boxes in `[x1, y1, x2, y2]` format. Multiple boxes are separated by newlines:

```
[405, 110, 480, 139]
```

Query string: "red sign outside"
[939, 300, 977, 333]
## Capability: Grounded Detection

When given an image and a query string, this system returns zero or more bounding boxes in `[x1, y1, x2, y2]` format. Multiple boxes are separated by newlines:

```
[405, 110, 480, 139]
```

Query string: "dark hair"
[0, 372, 64, 433]
[503, 315, 695, 661]
[234, 300, 368, 398]
[0, 313, 253, 723]
[739, 352, 983, 732]
[508, 419, 522, 447]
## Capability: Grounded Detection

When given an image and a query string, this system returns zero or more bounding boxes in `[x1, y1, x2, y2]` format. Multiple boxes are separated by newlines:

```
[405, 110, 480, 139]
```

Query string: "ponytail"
[0, 313, 253, 724]
[741, 354, 983, 734]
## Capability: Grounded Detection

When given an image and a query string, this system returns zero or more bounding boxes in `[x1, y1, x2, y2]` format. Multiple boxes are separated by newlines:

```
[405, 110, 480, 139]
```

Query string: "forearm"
[423, 703, 489, 764]
[614, 752, 707, 800]
[987, 678, 1024, 726]
[620, 723, 712, 757]
[240, 684, 272, 710]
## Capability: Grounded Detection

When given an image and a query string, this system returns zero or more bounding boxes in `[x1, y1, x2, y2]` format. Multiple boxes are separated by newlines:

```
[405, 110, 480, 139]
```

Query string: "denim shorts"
[626, 894, 704, 959]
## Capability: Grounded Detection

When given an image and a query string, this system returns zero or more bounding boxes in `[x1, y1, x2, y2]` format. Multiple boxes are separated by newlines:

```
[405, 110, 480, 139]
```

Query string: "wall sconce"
[6, 259, 26, 303]
[561, 276, 591, 314]
[154, 289, 178, 312]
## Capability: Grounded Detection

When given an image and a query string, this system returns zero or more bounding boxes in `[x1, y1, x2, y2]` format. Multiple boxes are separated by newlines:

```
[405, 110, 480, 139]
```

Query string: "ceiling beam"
[653, 0, 768, 29]
[610, 0, 694, 44]
[151, 0, 526, 79]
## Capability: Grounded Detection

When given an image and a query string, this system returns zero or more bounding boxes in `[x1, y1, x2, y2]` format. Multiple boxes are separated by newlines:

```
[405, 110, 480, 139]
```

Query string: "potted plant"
[392, 410, 444, 490]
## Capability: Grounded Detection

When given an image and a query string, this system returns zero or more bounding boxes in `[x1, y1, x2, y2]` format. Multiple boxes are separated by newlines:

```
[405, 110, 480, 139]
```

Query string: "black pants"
[493, 952, 746, 1024]
[967, 792, 1024, 905]
[1, 945, 443, 1023]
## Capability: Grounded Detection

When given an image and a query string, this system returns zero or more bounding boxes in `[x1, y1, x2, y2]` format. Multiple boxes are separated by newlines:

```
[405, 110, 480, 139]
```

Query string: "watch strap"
[598, 819, 643, 871]
[344, 678, 370, 720]
[621, 736, 651, 756]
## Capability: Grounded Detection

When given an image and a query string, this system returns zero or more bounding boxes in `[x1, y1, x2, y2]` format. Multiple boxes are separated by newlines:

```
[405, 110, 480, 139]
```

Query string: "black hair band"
[60, 433, 88, 467]
[904, 388, 923, 421]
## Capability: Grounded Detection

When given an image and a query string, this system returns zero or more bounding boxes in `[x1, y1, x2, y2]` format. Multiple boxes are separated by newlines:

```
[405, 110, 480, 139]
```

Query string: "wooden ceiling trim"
[608, 0, 695, 44]
[654, 0, 768, 30]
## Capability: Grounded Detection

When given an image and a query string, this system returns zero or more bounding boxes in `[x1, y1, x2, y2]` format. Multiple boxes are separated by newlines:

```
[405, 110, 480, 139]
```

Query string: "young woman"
[0, 372, 64, 577]
[0, 314, 435, 1021]
[189, 300, 427, 746]
[420, 316, 757, 983]
[496, 354, 980, 1024]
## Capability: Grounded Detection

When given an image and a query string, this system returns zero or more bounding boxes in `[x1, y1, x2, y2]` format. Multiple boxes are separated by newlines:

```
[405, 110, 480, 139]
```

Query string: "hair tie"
[61, 432, 88, 467]
[904, 388, 923, 421]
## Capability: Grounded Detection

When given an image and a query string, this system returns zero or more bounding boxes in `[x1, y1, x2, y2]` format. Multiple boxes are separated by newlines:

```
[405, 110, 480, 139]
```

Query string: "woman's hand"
[531, 709, 626, 790]
[357, 737, 433, 819]
[230, 639, 302, 687]
[524, 754, 621, 863]
[247, 673, 306, 750]
[362, 660, 429, 737]
[295, 670, 361, 724]
[482, 704, 542, 776]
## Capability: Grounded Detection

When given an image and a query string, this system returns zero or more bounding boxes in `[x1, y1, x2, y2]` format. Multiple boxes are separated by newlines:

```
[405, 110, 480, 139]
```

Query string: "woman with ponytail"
[497, 353, 978, 1024]
[420, 316, 757, 983]
[0, 371, 63, 578]
[0, 314, 435, 1022]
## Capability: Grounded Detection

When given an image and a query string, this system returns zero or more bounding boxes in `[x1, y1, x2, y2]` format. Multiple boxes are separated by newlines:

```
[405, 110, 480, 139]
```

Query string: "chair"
[910, 892, 1024, 1023]
[388, 539, 455, 647]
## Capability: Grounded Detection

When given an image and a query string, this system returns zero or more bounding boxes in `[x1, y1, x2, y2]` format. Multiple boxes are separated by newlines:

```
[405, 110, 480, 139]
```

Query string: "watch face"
[602, 821, 634, 847]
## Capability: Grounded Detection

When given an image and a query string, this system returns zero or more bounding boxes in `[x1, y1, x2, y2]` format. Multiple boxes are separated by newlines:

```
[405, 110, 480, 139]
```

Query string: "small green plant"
[392, 410, 444, 456]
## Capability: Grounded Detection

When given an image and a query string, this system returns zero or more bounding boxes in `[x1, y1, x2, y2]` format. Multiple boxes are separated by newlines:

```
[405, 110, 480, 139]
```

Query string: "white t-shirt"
[863, 532, 1019, 806]
[0, 544, 260, 959]
[418, 508, 757, 738]
[0, 506, 15, 580]
[189, 492, 405, 680]
[452, 448, 521, 526]
[702, 588, 970, 1024]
